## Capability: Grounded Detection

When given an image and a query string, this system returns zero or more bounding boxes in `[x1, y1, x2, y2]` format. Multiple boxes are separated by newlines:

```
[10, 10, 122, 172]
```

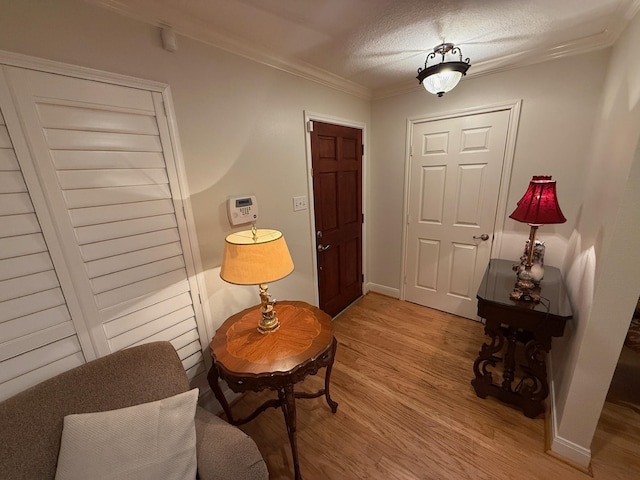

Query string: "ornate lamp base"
[257, 284, 280, 334]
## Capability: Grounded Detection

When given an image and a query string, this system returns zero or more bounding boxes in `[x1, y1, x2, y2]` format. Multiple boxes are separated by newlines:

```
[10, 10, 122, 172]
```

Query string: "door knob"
[473, 234, 490, 241]
[317, 244, 331, 252]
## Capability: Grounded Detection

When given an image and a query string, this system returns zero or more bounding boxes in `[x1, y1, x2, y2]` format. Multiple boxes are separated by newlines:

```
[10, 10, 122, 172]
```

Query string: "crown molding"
[83, 0, 372, 99]
[86, 0, 639, 102]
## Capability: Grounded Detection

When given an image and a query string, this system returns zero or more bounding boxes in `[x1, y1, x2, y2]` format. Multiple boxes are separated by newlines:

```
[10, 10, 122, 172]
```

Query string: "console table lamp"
[509, 176, 566, 294]
[220, 226, 294, 334]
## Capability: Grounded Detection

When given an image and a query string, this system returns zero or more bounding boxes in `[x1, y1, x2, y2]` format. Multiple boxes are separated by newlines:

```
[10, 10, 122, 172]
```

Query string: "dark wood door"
[310, 121, 363, 317]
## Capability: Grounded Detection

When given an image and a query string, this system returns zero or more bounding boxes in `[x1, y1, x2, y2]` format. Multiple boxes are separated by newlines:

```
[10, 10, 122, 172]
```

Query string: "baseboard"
[546, 369, 593, 474]
[366, 282, 400, 298]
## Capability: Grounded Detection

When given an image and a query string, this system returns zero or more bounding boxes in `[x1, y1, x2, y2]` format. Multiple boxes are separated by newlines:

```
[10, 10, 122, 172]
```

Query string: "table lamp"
[509, 176, 566, 299]
[220, 226, 294, 334]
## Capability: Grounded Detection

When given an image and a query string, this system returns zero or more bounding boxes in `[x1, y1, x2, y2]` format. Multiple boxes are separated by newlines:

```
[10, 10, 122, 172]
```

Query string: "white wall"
[0, 0, 371, 334]
[550, 10, 640, 466]
[369, 51, 608, 293]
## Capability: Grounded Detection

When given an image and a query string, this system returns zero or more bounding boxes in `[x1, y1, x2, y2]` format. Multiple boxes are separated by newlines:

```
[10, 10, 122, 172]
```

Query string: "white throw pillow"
[55, 388, 199, 480]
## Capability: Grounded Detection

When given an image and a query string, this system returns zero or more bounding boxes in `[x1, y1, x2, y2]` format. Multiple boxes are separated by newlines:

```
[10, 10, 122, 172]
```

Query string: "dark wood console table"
[471, 258, 573, 418]
[208, 301, 338, 480]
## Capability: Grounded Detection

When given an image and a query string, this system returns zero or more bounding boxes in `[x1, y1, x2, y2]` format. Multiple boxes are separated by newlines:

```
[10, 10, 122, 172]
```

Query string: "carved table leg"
[519, 339, 550, 418]
[207, 364, 235, 424]
[324, 337, 339, 413]
[501, 328, 518, 392]
[279, 384, 302, 480]
[471, 322, 505, 398]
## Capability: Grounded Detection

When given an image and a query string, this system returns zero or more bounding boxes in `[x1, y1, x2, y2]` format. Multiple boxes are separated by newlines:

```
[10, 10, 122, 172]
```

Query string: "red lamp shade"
[509, 176, 566, 226]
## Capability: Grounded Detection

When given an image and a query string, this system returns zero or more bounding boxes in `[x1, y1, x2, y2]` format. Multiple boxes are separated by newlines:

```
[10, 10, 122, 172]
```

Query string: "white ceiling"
[88, 0, 640, 98]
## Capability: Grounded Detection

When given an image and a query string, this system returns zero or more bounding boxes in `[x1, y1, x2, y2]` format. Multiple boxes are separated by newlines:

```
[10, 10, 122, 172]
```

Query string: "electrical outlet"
[293, 195, 308, 211]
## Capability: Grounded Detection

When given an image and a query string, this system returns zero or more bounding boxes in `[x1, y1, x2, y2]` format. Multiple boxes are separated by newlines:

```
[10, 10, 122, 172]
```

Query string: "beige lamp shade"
[220, 229, 294, 285]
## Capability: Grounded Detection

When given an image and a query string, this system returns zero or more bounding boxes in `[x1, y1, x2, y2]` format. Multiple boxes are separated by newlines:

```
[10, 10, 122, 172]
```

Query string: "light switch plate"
[293, 195, 308, 211]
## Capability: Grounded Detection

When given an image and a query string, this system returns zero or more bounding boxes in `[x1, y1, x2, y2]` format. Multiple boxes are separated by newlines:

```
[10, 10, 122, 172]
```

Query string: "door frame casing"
[0, 48, 213, 365]
[400, 100, 522, 302]
[303, 111, 367, 308]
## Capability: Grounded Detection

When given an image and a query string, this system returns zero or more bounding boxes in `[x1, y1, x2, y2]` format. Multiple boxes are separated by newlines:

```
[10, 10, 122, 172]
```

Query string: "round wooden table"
[207, 301, 338, 480]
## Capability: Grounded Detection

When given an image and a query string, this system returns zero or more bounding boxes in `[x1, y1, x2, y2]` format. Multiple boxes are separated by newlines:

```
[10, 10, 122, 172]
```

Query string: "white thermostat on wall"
[227, 195, 258, 226]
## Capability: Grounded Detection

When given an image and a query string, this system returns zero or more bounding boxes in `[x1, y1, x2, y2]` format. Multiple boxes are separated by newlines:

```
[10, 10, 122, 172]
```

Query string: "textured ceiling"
[89, 0, 640, 97]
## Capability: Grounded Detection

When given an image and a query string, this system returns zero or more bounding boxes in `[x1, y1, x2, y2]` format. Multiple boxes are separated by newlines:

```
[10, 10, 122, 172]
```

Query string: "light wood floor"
[230, 293, 640, 479]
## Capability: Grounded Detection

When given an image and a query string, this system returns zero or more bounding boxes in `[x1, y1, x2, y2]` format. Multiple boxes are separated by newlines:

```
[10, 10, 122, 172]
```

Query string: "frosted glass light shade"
[220, 229, 294, 285]
[422, 70, 463, 96]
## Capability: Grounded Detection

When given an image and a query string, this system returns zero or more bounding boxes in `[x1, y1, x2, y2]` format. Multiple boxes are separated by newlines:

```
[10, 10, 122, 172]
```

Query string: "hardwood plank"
[224, 293, 639, 480]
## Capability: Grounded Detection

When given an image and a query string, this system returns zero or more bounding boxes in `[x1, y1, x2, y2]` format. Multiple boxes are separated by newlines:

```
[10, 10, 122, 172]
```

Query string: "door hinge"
[362, 144, 364, 156]
[307, 120, 314, 132]
[409, 145, 413, 156]
[361, 274, 364, 283]
[362, 213, 364, 223]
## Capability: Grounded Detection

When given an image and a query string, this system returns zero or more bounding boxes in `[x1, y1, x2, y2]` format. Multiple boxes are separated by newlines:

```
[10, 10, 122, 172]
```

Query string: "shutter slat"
[108, 309, 196, 351]
[0, 233, 47, 260]
[0, 321, 76, 362]
[0, 351, 85, 402]
[0, 252, 53, 281]
[62, 184, 171, 208]
[0, 126, 12, 148]
[44, 129, 162, 152]
[0, 213, 40, 238]
[37, 103, 159, 135]
[181, 349, 204, 372]
[104, 293, 192, 339]
[0, 335, 81, 384]
[186, 361, 206, 382]
[0, 148, 19, 170]
[69, 199, 174, 227]
[91, 256, 185, 295]
[129, 318, 197, 350]
[51, 151, 166, 170]
[0, 288, 66, 323]
[99, 278, 191, 324]
[161, 324, 199, 352]
[0, 305, 71, 344]
[57, 168, 168, 190]
[0, 171, 27, 193]
[79, 228, 180, 262]
[0, 270, 60, 303]
[0, 193, 34, 216]
[74, 214, 177, 245]
[96, 269, 189, 310]
[86, 242, 183, 279]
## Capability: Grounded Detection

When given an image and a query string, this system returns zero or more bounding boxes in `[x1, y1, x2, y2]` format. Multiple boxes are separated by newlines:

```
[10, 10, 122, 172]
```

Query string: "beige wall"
[3, 0, 640, 467]
[0, 0, 371, 332]
[369, 51, 608, 294]
[550, 10, 640, 466]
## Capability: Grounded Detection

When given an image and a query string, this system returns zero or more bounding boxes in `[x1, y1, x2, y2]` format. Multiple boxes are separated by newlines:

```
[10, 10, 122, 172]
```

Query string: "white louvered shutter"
[0, 107, 85, 402]
[2, 66, 208, 382]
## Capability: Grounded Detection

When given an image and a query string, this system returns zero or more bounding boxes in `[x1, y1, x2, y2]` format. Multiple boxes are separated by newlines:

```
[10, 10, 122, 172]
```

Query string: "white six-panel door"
[0, 64, 208, 398]
[404, 110, 510, 319]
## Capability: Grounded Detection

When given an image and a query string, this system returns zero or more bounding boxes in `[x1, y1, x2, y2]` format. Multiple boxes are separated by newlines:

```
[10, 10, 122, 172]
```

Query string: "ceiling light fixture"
[416, 43, 471, 97]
